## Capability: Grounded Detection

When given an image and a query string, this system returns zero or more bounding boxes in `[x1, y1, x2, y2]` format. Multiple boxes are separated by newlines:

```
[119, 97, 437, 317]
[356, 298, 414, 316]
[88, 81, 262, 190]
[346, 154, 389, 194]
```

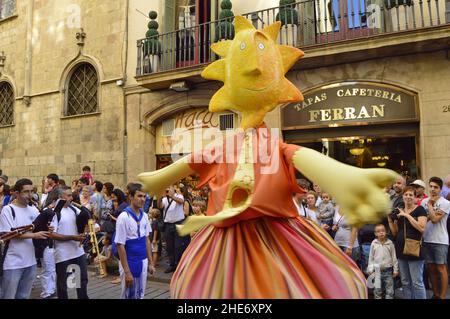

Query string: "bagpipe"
[0, 224, 35, 277]
[68, 201, 92, 234]
[0, 224, 35, 245]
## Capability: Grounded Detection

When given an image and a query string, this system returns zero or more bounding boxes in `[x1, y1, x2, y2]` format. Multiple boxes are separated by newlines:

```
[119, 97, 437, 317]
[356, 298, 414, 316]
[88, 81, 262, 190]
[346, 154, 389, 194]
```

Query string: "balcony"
[136, 0, 450, 90]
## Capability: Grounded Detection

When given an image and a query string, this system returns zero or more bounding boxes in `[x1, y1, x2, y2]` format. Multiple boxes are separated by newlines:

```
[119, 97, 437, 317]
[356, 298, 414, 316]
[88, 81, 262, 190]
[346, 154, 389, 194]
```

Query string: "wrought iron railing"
[136, 0, 450, 76]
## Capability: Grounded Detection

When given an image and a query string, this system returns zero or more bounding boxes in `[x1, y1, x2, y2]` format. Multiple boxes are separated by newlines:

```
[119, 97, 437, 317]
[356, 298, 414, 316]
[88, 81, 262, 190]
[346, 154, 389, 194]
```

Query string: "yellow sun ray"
[278, 45, 304, 74]
[278, 78, 303, 103]
[263, 21, 281, 41]
[201, 60, 226, 82]
[209, 87, 234, 112]
[234, 16, 255, 33]
[211, 40, 232, 57]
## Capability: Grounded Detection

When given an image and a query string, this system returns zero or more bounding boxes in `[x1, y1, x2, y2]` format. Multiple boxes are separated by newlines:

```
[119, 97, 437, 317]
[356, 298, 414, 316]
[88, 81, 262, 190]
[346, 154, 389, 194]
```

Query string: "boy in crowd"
[81, 166, 94, 185]
[115, 183, 155, 299]
[367, 224, 399, 299]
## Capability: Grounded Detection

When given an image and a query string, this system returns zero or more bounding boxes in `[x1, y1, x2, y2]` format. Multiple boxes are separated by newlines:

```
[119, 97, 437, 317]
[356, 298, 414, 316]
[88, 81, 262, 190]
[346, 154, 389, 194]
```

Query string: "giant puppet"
[139, 16, 398, 298]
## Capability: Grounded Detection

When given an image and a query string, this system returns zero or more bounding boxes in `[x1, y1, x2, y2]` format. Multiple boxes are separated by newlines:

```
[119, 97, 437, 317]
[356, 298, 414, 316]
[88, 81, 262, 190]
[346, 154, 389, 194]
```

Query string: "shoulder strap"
[56, 205, 76, 223]
[1, 205, 15, 276]
[5, 205, 16, 220]
[186, 199, 193, 216]
[68, 205, 77, 215]
[403, 213, 422, 244]
[403, 216, 407, 241]
[162, 197, 173, 221]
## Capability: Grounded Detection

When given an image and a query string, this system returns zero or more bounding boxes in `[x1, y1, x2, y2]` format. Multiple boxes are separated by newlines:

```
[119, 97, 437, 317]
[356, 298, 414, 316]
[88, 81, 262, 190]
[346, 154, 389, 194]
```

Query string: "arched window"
[65, 63, 99, 116]
[0, 81, 14, 126]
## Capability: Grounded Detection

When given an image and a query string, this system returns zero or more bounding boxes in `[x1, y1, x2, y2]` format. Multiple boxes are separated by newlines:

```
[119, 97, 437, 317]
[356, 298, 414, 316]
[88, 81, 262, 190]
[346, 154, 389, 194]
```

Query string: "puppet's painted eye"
[240, 42, 246, 50]
[258, 42, 265, 50]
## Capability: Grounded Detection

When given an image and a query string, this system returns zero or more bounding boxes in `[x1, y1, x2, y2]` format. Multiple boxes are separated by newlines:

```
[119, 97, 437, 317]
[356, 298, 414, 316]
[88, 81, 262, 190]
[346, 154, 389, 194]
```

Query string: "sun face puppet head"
[201, 16, 304, 129]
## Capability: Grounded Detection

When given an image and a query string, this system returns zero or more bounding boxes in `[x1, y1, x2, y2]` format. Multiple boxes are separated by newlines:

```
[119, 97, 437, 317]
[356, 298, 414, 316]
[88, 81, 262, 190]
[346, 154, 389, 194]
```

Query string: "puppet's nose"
[245, 66, 262, 76]
[244, 56, 262, 76]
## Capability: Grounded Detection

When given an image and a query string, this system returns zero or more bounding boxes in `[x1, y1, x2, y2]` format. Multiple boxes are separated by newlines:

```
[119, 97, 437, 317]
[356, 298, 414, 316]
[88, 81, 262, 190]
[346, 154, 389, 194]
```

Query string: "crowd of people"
[0, 166, 211, 299]
[293, 175, 450, 299]
[0, 166, 449, 299]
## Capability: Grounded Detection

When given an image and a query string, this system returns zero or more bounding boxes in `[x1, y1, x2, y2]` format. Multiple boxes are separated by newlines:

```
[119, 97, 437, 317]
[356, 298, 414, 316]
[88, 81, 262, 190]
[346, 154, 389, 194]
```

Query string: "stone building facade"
[0, 0, 128, 187]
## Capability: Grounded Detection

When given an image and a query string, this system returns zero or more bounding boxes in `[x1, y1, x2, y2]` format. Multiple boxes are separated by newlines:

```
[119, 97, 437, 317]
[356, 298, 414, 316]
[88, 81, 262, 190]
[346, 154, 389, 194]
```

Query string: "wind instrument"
[87, 218, 105, 276]
[0, 224, 35, 244]
[70, 201, 92, 234]
[70, 201, 105, 276]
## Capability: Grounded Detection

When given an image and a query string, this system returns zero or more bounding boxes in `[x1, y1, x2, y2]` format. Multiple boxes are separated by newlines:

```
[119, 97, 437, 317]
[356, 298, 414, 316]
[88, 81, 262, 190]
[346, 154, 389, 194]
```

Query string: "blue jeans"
[339, 246, 361, 265]
[374, 267, 395, 299]
[1, 264, 37, 299]
[398, 259, 426, 299]
[360, 243, 371, 274]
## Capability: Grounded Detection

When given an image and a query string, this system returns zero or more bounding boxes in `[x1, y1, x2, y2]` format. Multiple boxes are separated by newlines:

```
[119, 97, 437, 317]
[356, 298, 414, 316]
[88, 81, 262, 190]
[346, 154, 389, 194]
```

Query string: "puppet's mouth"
[242, 79, 277, 92]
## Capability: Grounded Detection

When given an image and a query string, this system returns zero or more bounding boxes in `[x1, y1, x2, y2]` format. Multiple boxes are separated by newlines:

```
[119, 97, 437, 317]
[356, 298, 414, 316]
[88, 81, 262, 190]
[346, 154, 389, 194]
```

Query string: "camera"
[389, 206, 403, 221]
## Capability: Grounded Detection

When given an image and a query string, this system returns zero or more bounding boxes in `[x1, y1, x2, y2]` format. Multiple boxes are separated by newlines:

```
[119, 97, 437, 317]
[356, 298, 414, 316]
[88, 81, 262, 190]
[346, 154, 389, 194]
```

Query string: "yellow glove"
[293, 147, 399, 227]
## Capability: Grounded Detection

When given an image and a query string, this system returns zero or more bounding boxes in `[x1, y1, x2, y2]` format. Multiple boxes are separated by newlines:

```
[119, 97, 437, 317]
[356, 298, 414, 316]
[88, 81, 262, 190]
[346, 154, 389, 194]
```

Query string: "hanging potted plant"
[144, 11, 162, 73]
[275, 0, 299, 46]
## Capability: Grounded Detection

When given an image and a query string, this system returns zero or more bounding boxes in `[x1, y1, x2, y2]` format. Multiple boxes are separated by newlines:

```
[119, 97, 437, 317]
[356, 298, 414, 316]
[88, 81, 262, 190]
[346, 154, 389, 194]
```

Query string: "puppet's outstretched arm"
[292, 147, 399, 226]
[138, 155, 195, 196]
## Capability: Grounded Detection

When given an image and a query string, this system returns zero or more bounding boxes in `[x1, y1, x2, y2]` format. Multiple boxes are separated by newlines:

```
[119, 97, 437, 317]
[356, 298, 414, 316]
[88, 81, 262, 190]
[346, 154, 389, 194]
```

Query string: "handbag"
[403, 218, 421, 257]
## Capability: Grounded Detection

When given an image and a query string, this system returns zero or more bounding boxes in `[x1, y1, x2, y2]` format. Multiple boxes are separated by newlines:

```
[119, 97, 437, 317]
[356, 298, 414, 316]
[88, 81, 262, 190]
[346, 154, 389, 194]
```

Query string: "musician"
[0, 179, 49, 299]
[115, 183, 155, 299]
[49, 186, 89, 299]
[33, 188, 61, 299]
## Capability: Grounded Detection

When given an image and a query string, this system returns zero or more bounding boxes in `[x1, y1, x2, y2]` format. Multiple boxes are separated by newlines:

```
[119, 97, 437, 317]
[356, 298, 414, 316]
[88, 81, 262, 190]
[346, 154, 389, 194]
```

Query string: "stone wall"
[0, 0, 127, 187]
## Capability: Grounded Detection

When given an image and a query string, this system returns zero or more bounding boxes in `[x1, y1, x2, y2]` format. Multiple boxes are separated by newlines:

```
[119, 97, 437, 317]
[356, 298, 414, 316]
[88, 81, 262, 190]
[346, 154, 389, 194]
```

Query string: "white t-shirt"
[161, 195, 185, 223]
[114, 209, 151, 245]
[315, 196, 322, 208]
[292, 198, 318, 224]
[333, 210, 359, 249]
[40, 193, 48, 206]
[422, 197, 450, 245]
[0, 204, 39, 270]
[51, 206, 85, 264]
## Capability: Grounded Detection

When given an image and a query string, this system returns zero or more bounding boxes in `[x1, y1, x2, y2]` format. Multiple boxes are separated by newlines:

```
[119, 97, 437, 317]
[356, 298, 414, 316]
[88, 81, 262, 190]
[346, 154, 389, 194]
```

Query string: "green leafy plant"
[216, 0, 235, 41]
[275, 0, 299, 26]
[144, 11, 162, 55]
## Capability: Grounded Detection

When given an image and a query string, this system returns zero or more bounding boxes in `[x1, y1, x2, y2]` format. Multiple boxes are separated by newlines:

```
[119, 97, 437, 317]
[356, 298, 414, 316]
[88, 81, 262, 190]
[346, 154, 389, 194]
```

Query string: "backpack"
[55, 205, 77, 223]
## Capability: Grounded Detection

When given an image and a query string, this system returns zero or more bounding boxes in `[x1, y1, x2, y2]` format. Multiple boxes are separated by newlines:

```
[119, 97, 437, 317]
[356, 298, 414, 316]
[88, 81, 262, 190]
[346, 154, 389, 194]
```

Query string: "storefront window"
[300, 136, 418, 180]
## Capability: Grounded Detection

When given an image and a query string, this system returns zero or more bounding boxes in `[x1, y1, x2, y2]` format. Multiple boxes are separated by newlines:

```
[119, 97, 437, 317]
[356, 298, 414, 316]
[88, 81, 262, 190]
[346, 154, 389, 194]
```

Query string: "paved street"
[30, 256, 449, 299]
[31, 261, 171, 299]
